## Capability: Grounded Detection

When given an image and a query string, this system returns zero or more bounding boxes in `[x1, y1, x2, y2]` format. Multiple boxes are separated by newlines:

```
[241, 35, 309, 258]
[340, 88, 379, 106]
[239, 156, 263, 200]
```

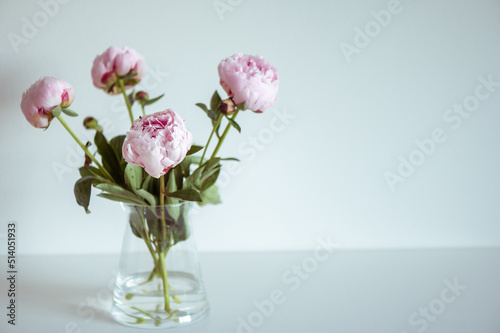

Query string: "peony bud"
[91, 46, 146, 95]
[83, 117, 102, 131]
[20, 76, 75, 129]
[135, 91, 149, 101]
[218, 98, 236, 115]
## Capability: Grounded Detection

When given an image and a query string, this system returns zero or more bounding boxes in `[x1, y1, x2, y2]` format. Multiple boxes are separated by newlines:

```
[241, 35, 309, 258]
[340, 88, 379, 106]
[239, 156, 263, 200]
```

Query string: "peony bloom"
[20, 76, 75, 129]
[218, 53, 279, 113]
[122, 109, 192, 178]
[91, 46, 146, 95]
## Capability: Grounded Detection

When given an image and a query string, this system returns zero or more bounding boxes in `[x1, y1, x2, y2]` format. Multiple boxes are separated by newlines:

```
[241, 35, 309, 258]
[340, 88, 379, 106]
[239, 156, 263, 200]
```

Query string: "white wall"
[1, 0, 500, 255]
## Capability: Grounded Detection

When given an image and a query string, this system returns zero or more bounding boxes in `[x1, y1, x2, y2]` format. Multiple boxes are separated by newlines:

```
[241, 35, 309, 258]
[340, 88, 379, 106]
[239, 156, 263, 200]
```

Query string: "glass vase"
[110, 202, 209, 329]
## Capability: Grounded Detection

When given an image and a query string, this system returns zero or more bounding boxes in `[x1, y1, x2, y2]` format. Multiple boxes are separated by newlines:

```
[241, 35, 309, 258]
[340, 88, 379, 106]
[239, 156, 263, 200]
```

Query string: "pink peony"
[91, 46, 146, 95]
[20, 76, 75, 129]
[122, 109, 192, 178]
[218, 53, 279, 113]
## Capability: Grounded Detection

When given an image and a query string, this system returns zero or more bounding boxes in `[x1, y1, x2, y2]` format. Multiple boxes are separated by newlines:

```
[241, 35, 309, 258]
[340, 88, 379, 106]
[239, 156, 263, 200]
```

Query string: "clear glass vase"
[110, 202, 209, 329]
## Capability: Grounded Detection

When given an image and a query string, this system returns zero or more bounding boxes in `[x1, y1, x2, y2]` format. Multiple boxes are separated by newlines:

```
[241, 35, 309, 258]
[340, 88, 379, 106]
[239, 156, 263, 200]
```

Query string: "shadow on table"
[20, 255, 118, 326]
[22, 280, 116, 324]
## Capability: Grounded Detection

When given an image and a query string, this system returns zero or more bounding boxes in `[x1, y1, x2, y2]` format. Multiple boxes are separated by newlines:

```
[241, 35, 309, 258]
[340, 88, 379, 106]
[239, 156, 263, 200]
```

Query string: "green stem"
[158, 250, 171, 313]
[159, 175, 167, 241]
[137, 209, 159, 285]
[210, 109, 240, 159]
[139, 209, 157, 260]
[118, 79, 134, 124]
[131, 306, 157, 319]
[56, 116, 113, 181]
[199, 113, 223, 166]
[141, 104, 146, 117]
[157, 175, 173, 313]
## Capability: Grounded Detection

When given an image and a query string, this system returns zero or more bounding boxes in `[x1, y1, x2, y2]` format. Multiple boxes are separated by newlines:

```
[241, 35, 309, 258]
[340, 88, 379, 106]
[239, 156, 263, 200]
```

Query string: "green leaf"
[79, 166, 106, 180]
[128, 207, 144, 238]
[51, 106, 62, 117]
[195, 103, 209, 114]
[199, 185, 221, 206]
[171, 208, 189, 245]
[124, 164, 155, 206]
[79, 166, 92, 178]
[88, 166, 106, 179]
[144, 208, 163, 241]
[204, 157, 221, 171]
[210, 91, 222, 113]
[110, 135, 127, 173]
[189, 156, 201, 165]
[61, 108, 78, 117]
[209, 108, 221, 122]
[225, 115, 241, 133]
[200, 157, 221, 175]
[187, 145, 203, 156]
[165, 169, 179, 206]
[201, 167, 220, 191]
[143, 93, 164, 106]
[184, 164, 204, 190]
[95, 183, 145, 205]
[134, 189, 156, 206]
[166, 205, 180, 225]
[94, 132, 123, 184]
[184, 157, 221, 191]
[62, 108, 78, 117]
[141, 175, 153, 191]
[109, 135, 126, 162]
[167, 169, 178, 193]
[79, 167, 108, 187]
[196, 102, 221, 122]
[191, 157, 222, 193]
[179, 156, 193, 178]
[167, 189, 202, 202]
[125, 164, 143, 190]
[213, 115, 222, 139]
[173, 164, 183, 189]
[97, 193, 145, 205]
[74, 176, 95, 213]
[221, 157, 240, 162]
[236, 101, 246, 110]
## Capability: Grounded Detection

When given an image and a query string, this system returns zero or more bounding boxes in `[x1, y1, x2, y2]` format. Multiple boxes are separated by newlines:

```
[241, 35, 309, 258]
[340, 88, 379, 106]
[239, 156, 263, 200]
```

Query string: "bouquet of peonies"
[21, 46, 278, 326]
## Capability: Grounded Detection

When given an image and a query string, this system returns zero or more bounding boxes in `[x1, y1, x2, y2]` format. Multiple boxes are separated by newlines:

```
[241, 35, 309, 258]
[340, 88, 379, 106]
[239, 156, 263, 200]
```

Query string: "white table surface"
[1, 248, 499, 333]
